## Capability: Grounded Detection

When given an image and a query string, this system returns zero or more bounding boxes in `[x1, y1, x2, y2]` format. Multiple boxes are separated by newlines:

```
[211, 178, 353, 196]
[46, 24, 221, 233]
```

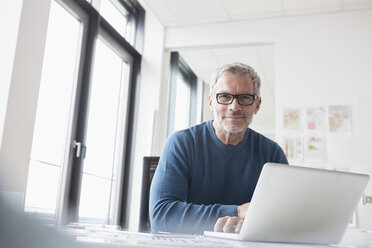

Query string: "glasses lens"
[217, 94, 233, 104]
[238, 95, 255, 105]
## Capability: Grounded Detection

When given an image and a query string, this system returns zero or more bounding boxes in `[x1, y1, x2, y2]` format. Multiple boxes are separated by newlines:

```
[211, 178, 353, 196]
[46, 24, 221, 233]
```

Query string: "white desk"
[66, 227, 372, 248]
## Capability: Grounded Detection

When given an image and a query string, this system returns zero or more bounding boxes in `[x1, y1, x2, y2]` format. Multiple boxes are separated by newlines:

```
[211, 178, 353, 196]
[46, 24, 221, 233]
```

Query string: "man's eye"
[240, 95, 252, 100]
[219, 94, 231, 99]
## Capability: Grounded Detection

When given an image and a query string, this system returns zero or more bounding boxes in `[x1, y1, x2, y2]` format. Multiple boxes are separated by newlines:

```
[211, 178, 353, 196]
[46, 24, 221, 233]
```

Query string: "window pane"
[25, 161, 60, 214]
[82, 39, 128, 177]
[174, 74, 191, 131]
[79, 38, 130, 223]
[24, 0, 80, 217]
[100, 0, 129, 39]
[78, 174, 112, 222]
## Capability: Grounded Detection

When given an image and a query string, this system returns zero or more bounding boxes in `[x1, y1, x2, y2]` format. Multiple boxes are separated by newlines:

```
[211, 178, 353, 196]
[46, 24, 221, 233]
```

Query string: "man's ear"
[209, 94, 213, 112]
[254, 96, 261, 114]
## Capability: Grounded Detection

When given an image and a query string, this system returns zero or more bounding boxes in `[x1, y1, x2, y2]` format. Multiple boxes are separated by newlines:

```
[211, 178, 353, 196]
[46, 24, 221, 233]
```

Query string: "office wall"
[164, 10, 372, 228]
[0, 0, 23, 151]
[0, 0, 51, 194]
[127, 4, 165, 230]
[274, 11, 372, 171]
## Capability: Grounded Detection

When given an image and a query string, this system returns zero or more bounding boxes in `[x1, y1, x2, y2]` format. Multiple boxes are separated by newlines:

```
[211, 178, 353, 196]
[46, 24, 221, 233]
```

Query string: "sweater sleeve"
[149, 131, 236, 234]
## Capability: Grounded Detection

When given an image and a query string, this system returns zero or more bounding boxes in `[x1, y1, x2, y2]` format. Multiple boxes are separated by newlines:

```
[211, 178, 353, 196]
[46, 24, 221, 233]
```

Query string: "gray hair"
[209, 62, 261, 96]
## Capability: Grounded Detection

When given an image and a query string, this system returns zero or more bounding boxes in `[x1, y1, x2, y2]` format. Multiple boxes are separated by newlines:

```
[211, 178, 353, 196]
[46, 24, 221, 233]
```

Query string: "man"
[149, 62, 288, 234]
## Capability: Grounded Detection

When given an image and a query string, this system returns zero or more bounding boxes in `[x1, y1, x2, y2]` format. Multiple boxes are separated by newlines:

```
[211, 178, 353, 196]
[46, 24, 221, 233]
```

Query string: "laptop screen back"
[239, 163, 369, 244]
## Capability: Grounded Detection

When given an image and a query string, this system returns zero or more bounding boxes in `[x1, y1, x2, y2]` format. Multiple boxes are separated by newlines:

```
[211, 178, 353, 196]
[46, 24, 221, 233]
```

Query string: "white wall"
[273, 11, 372, 169]
[0, 0, 51, 195]
[0, 0, 23, 150]
[127, 3, 165, 230]
[164, 10, 372, 229]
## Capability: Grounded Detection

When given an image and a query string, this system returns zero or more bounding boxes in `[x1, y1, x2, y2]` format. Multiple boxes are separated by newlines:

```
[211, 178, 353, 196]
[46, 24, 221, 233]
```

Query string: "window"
[99, 0, 133, 41]
[78, 37, 132, 223]
[167, 52, 197, 135]
[173, 74, 191, 131]
[24, 0, 144, 228]
[89, 0, 138, 46]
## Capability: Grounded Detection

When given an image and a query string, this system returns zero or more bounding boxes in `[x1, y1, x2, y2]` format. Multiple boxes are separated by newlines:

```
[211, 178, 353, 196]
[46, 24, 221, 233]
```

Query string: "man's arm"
[273, 142, 289, 164]
[149, 132, 236, 234]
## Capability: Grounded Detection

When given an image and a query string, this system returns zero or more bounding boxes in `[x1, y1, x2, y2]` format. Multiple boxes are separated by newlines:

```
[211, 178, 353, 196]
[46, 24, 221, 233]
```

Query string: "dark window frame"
[167, 52, 197, 136]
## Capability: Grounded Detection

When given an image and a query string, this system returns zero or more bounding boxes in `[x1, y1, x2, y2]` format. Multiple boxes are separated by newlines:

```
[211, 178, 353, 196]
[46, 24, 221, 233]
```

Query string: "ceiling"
[139, 0, 372, 134]
[141, 0, 372, 27]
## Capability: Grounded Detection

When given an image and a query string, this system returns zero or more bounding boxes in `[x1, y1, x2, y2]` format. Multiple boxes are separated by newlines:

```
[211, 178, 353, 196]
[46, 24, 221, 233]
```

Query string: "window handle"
[73, 140, 85, 158]
[363, 194, 372, 204]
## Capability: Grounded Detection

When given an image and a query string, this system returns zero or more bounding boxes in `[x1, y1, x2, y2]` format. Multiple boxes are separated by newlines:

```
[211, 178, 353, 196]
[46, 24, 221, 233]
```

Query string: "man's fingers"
[214, 216, 244, 233]
[214, 216, 229, 232]
[222, 217, 239, 233]
[234, 218, 244, 233]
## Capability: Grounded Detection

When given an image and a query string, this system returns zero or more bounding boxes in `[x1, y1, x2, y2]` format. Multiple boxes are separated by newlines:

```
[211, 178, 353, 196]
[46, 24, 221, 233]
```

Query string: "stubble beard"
[215, 113, 254, 134]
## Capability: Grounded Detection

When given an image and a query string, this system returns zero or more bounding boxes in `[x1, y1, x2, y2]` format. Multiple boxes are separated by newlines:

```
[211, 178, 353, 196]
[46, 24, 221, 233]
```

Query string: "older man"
[149, 62, 288, 234]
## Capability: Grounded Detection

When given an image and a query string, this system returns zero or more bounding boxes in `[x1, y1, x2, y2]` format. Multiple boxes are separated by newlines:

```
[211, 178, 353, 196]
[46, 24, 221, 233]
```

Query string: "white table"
[66, 227, 372, 248]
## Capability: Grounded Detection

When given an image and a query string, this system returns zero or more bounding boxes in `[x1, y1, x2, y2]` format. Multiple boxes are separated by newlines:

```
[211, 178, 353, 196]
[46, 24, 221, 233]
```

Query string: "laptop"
[204, 163, 370, 244]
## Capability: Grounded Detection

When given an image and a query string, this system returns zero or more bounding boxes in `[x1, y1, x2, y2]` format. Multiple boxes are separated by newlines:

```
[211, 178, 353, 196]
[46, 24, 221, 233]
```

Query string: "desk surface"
[64, 227, 372, 248]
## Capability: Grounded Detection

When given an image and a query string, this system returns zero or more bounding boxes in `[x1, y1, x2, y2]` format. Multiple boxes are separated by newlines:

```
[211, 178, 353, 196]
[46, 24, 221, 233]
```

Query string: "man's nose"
[229, 98, 241, 111]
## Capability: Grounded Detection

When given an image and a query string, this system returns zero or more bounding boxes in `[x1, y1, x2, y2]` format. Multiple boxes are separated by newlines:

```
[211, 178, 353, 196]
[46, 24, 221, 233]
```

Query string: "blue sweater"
[149, 120, 288, 234]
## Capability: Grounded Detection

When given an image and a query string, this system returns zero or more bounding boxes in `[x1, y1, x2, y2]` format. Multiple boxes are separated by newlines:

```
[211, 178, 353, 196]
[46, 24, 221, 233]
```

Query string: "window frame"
[167, 52, 197, 135]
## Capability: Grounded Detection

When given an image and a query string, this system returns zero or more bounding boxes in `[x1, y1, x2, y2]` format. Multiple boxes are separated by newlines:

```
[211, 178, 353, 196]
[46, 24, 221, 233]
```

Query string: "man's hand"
[214, 216, 243, 233]
[213, 202, 250, 233]
[237, 202, 250, 219]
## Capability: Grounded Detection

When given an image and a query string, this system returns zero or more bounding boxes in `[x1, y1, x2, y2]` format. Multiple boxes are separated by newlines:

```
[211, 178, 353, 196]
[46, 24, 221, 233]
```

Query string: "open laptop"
[204, 163, 370, 244]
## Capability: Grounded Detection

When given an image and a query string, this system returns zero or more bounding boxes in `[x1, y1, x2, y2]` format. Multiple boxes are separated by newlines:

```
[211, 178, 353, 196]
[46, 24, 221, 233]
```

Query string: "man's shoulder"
[188, 121, 210, 133]
[248, 128, 279, 147]
[168, 121, 209, 143]
[248, 128, 288, 164]
[172, 121, 209, 137]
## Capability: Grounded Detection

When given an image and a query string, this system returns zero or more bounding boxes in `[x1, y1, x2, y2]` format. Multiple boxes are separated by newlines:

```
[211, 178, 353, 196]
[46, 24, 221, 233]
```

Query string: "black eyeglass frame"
[215, 93, 257, 106]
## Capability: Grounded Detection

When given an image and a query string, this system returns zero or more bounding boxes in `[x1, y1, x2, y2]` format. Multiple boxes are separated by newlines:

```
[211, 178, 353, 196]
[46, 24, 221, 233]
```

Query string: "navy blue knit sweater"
[149, 120, 288, 234]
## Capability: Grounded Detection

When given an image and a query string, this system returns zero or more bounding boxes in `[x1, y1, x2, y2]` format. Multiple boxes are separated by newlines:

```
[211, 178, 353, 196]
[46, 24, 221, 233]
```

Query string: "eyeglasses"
[215, 93, 257, 106]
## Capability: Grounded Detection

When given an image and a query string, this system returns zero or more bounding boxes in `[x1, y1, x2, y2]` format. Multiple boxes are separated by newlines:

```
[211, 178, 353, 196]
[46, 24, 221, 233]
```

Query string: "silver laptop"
[204, 163, 369, 244]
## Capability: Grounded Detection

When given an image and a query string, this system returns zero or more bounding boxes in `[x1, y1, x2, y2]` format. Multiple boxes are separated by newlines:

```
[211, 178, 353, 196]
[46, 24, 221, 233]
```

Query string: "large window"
[167, 52, 197, 135]
[24, 0, 144, 228]
[78, 37, 132, 223]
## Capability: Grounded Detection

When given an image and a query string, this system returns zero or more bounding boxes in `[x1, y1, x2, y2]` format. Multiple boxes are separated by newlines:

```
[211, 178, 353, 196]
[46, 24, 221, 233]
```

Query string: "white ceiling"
[141, 0, 372, 27]
[139, 0, 372, 134]
[140, 0, 372, 85]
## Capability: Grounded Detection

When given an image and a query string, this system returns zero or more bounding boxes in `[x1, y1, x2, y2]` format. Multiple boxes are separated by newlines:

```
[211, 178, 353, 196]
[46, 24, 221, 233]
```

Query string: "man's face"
[209, 71, 261, 134]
